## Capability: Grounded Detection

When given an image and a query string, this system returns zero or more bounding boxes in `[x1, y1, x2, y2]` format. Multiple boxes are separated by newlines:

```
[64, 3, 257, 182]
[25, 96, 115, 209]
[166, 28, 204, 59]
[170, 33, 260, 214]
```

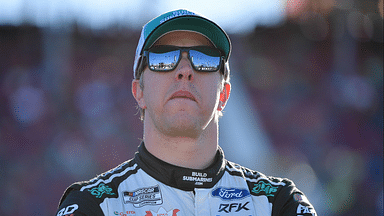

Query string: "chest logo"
[251, 181, 278, 197]
[123, 185, 163, 208]
[218, 202, 250, 213]
[212, 187, 250, 200]
[89, 183, 115, 198]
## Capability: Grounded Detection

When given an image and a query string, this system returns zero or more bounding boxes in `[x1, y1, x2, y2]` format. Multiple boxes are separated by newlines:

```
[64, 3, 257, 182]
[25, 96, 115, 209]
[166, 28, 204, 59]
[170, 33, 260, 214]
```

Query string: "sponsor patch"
[294, 193, 303, 201]
[57, 204, 78, 216]
[293, 193, 310, 203]
[114, 210, 136, 216]
[182, 172, 212, 185]
[218, 202, 250, 213]
[251, 181, 278, 197]
[123, 185, 163, 207]
[145, 207, 180, 216]
[297, 204, 317, 216]
[89, 183, 115, 198]
[212, 187, 250, 200]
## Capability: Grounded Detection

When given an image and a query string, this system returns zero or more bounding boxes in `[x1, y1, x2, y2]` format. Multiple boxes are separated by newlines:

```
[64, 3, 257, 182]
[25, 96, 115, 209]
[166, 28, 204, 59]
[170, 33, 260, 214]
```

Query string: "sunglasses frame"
[138, 45, 225, 74]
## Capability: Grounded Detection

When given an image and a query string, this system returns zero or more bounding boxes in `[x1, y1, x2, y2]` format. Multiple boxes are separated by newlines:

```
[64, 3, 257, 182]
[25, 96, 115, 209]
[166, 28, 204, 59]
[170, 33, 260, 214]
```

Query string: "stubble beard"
[153, 111, 214, 139]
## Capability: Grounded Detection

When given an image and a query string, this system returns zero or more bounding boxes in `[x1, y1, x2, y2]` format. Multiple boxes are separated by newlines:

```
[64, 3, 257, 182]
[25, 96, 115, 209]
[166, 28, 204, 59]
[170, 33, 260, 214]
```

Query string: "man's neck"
[142, 120, 219, 170]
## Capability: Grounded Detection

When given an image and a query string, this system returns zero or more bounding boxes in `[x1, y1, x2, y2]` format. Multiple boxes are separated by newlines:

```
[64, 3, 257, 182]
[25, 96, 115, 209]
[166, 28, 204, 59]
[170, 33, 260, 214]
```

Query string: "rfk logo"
[145, 207, 180, 216]
[218, 202, 250, 213]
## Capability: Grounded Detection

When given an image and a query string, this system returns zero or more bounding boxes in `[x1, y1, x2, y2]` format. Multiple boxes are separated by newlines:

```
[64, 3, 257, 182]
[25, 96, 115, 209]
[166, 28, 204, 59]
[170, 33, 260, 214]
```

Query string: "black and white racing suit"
[56, 142, 317, 216]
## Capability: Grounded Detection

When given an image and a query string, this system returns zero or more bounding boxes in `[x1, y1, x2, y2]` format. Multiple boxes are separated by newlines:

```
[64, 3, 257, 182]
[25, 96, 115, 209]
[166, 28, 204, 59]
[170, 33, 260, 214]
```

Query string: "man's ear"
[217, 82, 231, 111]
[132, 79, 146, 109]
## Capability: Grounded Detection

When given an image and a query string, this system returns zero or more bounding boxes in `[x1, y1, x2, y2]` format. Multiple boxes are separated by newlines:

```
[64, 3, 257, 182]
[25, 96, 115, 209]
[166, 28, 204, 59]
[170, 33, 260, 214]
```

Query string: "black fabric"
[272, 183, 316, 216]
[56, 190, 104, 216]
[135, 142, 226, 191]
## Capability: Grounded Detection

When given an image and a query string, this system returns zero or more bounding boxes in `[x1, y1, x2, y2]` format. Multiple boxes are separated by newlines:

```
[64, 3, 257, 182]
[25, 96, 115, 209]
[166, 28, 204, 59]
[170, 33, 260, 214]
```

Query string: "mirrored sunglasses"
[143, 45, 224, 72]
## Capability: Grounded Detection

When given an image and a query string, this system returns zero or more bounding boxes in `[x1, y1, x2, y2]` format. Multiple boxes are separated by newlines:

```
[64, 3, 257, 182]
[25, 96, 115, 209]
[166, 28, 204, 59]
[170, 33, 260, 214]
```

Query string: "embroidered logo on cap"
[159, 10, 195, 24]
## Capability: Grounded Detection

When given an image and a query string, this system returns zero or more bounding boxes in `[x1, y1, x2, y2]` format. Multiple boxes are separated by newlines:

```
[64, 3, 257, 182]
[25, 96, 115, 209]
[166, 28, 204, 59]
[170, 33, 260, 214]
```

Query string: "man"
[56, 9, 317, 216]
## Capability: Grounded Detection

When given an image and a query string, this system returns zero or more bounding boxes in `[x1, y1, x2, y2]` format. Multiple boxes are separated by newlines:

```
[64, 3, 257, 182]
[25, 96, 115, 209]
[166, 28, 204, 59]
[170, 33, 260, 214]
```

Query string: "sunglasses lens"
[147, 46, 222, 72]
[189, 48, 221, 72]
[148, 48, 180, 71]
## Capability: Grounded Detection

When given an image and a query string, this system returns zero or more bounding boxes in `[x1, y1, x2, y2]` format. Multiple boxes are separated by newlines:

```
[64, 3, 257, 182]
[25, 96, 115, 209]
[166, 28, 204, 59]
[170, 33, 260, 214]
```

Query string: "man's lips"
[169, 90, 196, 102]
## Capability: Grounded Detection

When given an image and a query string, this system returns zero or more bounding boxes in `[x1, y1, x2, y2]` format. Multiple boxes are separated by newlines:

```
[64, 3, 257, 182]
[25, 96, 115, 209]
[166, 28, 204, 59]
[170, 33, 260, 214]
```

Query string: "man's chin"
[162, 124, 201, 139]
[153, 112, 211, 138]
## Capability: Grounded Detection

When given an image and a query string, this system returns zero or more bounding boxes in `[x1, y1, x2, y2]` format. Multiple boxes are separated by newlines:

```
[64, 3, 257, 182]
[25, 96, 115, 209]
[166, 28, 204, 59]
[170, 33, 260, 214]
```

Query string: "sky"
[0, 0, 287, 33]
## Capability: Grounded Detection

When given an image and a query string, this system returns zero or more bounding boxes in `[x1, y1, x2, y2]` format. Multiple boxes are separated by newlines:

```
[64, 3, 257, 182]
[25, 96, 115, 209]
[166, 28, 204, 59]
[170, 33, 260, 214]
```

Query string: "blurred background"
[0, 0, 382, 215]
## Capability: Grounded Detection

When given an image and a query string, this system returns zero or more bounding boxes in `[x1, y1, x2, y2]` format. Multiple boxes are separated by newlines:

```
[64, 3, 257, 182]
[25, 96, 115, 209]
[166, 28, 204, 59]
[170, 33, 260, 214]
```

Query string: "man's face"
[132, 31, 230, 138]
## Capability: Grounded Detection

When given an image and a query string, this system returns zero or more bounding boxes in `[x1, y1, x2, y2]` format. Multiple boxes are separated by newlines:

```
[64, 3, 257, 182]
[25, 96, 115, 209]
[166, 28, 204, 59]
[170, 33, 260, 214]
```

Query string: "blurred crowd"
[0, 7, 383, 216]
[231, 9, 383, 215]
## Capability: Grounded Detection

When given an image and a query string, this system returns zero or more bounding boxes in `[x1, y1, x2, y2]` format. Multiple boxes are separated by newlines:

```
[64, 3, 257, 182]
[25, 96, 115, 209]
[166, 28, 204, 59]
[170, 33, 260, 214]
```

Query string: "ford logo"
[212, 188, 250, 200]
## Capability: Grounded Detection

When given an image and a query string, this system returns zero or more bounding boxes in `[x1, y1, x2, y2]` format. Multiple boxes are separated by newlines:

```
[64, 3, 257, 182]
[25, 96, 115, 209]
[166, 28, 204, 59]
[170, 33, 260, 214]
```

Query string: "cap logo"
[160, 10, 196, 24]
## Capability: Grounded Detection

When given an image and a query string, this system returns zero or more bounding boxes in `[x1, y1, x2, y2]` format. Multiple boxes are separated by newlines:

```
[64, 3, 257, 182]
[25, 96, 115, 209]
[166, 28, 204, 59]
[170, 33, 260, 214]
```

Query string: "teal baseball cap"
[133, 9, 231, 79]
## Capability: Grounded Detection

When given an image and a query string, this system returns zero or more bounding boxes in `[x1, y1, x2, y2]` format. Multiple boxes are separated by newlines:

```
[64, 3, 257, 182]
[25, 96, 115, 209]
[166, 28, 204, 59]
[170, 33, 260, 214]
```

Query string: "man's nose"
[175, 52, 194, 81]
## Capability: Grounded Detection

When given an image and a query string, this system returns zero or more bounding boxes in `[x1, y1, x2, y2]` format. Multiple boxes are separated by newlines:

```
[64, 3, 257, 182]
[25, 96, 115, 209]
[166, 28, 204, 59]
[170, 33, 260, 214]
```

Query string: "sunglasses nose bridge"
[181, 50, 189, 58]
[175, 51, 194, 81]
[178, 50, 193, 68]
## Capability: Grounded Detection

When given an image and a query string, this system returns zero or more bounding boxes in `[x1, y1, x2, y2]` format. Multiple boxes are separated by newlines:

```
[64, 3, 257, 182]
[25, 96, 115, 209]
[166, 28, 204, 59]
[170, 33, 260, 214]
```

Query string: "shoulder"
[56, 159, 139, 216]
[61, 158, 138, 204]
[225, 161, 290, 197]
[225, 161, 317, 216]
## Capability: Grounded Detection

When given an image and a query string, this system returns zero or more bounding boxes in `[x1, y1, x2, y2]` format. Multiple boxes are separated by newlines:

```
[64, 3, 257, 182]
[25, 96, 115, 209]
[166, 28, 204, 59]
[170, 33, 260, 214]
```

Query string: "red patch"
[293, 193, 303, 202]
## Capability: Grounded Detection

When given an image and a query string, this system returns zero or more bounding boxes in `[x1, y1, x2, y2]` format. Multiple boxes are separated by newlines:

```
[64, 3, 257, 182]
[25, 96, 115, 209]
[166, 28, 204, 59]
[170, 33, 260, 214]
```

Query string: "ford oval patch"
[211, 187, 250, 200]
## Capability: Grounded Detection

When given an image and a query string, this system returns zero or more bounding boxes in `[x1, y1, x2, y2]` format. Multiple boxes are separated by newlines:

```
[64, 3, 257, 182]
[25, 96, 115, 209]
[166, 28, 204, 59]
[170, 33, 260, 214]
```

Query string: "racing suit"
[56, 142, 317, 216]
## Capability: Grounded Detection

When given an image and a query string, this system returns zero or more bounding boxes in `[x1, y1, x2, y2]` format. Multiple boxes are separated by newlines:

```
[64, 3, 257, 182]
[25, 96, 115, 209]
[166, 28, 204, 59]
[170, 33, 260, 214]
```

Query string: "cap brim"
[143, 16, 231, 61]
